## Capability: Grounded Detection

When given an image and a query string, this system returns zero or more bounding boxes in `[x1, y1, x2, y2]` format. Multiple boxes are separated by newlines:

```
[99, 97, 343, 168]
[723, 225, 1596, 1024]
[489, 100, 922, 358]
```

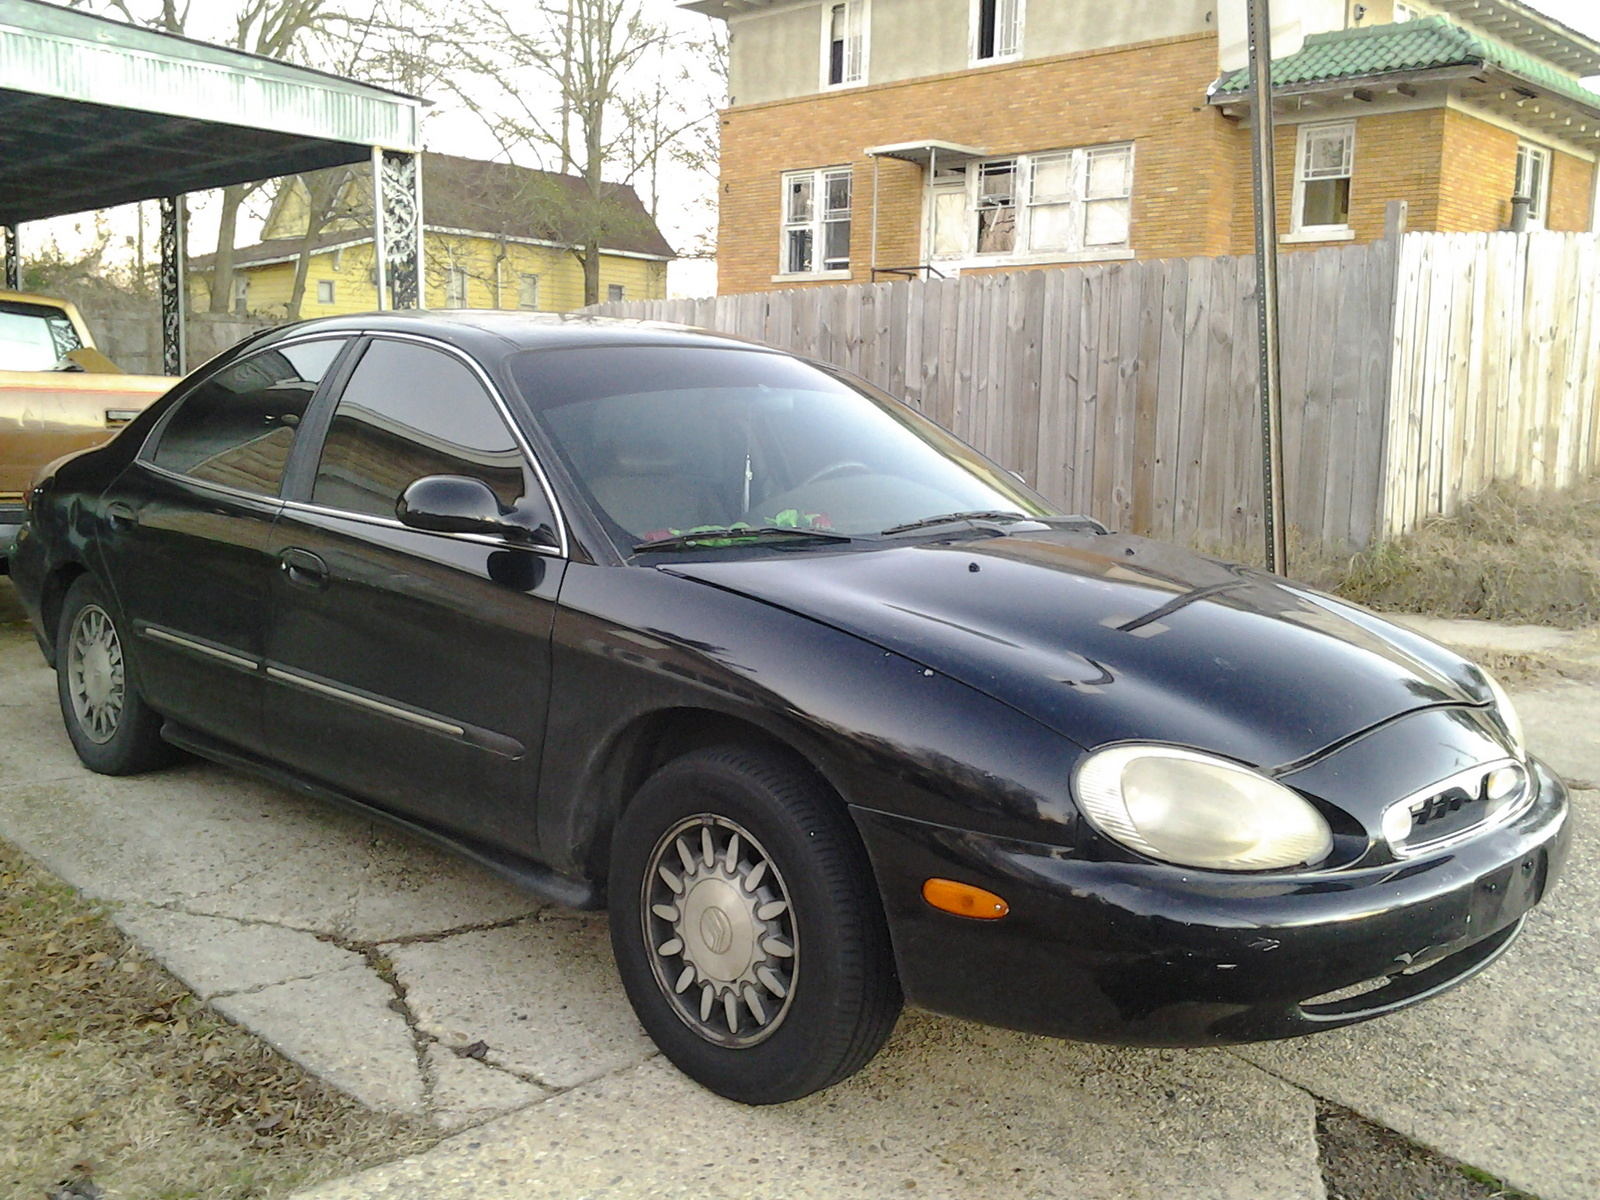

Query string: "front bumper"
[851, 758, 1570, 1046]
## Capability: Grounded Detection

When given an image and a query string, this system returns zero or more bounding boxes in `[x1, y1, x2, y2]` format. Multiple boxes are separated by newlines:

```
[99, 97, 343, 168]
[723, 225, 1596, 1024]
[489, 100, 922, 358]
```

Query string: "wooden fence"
[594, 228, 1600, 552]
[1382, 231, 1600, 537]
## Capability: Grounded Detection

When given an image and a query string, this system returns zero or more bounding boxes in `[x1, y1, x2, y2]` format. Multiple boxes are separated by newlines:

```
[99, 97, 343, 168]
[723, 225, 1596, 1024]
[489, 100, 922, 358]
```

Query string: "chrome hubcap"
[642, 815, 798, 1048]
[67, 604, 124, 745]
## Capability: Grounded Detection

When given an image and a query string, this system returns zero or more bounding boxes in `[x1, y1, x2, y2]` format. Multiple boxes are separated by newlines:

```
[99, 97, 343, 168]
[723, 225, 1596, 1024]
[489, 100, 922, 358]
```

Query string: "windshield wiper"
[632, 526, 852, 553]
[879, 510, 1034, 536]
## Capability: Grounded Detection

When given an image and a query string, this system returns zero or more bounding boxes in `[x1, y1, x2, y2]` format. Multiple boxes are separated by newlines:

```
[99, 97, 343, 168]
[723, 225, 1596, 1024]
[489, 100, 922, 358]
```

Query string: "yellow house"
[191, 152, 674, 316]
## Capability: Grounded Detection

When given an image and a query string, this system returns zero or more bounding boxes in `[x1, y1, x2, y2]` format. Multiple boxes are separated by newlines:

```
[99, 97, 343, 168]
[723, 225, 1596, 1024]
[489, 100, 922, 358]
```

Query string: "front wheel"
[609, 745, 902, 1104]
[56, 576, 173, 775]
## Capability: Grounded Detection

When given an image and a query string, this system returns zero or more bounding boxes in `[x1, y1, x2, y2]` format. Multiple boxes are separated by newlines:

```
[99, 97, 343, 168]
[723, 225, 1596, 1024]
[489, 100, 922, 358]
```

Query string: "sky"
[17, 0, 1600, 301]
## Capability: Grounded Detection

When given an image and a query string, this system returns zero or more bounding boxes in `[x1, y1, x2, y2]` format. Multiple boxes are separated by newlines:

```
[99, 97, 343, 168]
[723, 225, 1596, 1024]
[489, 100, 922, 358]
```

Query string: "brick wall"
[1437, 108, 1517, 232]
[1549, 148, 1597, 233]
[715, 33, 1235, 294]
[1228, 109, 1447, 253]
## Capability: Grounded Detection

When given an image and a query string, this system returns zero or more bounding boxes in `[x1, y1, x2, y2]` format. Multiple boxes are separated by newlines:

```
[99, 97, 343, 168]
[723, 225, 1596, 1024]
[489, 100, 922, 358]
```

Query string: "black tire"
[55, 576, 173, 775]
[609, 745, 902, 1104]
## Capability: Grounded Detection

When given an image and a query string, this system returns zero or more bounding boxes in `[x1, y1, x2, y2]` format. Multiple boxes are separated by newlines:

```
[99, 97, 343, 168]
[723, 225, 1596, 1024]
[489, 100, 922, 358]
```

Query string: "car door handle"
[105, 500, 138, 530]
[278, 547, 329, 589]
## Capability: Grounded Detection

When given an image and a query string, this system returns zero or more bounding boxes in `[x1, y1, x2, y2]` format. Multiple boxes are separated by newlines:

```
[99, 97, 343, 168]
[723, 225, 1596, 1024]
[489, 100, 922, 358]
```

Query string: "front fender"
[538, 562, 1087, 879]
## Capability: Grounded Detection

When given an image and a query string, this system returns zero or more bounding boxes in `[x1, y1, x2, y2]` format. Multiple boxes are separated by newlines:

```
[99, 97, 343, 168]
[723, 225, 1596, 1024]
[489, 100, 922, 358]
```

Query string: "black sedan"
[11, 313, 1569, 1105]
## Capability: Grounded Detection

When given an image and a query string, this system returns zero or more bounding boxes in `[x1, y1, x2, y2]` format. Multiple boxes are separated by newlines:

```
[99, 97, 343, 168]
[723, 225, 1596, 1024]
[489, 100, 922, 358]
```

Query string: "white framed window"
[976, 159, 1018, 254]
[930, 143, 1134, 262]
[1515, 142, 1550, 228]
[972, 0, 1022, 63]
[316, 279, 335, 305]
[821, 0, 866, 88]
[518, 273, 540, 310]
[1293, 121, 1354, 233]
[780, 166, 852, 275]
[445, 264, 467, 308]
[608, 283, 626, 302]
[230, 275, 250, 315]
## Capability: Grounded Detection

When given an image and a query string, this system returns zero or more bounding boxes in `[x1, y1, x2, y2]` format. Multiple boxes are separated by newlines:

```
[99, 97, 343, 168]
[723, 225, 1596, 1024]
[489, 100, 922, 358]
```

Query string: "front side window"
[148, 339, 345, 496]
[519, 274, 541, 310]
[316, 280, 335, 305]
[1515, 142, 1550, 226]
[1295, 122, 1354, 231]
[608, 283, 626, 302]
[782, 167, 852, 274]
[933, 144, 1133, 260]
[973, 0, 1021, 61]
[824, 0, 866, 86]
[511, 345, 1049, 546]
[0, 301, 83, 372]
[312, 339, 537, 523]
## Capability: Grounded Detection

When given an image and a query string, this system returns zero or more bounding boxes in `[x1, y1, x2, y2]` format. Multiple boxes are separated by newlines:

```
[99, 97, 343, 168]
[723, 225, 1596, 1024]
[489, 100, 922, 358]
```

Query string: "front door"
[97, 337, 348, 752]
[264, 336, 564, 855]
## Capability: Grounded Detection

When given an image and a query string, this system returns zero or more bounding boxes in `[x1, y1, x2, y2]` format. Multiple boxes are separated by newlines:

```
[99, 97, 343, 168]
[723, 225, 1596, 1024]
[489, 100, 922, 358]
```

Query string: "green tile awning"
[1212, 15, 1600, 116]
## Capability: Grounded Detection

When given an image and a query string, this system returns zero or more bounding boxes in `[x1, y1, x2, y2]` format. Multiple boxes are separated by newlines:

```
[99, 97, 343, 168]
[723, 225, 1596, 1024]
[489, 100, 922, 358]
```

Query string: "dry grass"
[0, 839, 439, 1200]
[1301, 476, 1600, 630]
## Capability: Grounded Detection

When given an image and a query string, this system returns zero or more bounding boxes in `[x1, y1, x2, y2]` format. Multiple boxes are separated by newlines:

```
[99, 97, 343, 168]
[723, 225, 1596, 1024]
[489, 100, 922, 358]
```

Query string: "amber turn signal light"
[922, 878, 1009, 920]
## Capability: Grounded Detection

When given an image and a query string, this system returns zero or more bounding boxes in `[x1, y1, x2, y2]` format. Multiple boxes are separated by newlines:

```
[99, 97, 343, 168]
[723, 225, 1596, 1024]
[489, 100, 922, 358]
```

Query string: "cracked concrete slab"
[293, 1015, 1325, 1200]
[386, 918, 657, 1090]
[423, 1043, 552, 1131]
[111, 903, 364, 1000]
[213, 963, 426, 1116]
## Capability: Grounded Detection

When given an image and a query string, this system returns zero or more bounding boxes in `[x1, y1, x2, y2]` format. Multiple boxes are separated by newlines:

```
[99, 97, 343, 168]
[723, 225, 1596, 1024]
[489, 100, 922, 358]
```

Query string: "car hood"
[661, 530, 1489, 770]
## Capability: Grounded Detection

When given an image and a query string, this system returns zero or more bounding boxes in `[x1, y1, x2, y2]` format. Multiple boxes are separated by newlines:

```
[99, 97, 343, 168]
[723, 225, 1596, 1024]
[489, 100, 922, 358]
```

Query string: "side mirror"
[396, 475, 558, 548]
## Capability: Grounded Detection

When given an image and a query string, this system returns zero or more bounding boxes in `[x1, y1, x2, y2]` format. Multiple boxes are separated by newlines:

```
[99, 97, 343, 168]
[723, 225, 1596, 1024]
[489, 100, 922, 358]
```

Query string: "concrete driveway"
[2, 593, 1596, 1200]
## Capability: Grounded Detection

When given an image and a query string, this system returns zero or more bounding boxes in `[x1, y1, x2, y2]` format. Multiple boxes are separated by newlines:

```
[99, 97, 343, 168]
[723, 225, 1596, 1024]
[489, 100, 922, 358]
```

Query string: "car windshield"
[0, 301, 84, 372]
[509, 344, 1054, 549]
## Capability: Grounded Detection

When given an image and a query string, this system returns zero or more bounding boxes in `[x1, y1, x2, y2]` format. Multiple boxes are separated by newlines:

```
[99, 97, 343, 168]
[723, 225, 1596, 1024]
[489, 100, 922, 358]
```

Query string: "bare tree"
[444, 0, 724, 306]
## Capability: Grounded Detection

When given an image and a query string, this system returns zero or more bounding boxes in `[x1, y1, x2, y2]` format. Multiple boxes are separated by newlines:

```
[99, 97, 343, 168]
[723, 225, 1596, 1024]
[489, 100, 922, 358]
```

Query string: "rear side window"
[311, 338, 537, 521]
[149, 339, 345, 496]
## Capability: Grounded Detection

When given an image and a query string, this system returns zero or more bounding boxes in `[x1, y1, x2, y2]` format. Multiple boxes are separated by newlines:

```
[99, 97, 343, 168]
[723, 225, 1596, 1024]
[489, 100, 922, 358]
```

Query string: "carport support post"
[372, 148, 424, 309]
[159, 197, 187, 376]
[3, 225, 18, 291]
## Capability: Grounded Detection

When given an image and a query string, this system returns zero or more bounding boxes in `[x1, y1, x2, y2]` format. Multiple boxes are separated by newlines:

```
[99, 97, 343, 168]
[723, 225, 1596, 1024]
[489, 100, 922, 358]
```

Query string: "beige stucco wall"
[730, 0, 1213, 107]
[728, 1, 827, 107]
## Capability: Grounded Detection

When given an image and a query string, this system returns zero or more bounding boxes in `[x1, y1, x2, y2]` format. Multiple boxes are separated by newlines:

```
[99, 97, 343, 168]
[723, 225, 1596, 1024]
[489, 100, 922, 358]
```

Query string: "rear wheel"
[609, 745, 901, 1104]
[56, 576, 172, 775]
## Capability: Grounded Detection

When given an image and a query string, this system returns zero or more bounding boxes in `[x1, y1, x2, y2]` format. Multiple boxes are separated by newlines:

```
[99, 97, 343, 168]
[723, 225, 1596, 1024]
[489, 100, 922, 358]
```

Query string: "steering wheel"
[799, 460, 872, 487]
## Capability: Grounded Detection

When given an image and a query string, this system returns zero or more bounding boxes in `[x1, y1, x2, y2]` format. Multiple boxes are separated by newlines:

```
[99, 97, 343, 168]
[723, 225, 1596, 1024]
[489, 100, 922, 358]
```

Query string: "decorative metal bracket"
[159, 197, 187, 376]
[3, 225, 19, 292]
[372, 149, 424, 309]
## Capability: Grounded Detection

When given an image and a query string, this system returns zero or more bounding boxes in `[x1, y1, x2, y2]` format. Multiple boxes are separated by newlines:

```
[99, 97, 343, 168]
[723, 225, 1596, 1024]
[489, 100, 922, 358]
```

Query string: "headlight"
[1480, 670, 1526, 760]
[1075, 745, 1333, 871]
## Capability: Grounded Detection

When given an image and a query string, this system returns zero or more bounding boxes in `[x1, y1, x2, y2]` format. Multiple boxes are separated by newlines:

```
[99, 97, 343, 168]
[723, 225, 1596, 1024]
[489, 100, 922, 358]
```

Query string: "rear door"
[263, 335, 565, 855]
[97, 337, 349, 751]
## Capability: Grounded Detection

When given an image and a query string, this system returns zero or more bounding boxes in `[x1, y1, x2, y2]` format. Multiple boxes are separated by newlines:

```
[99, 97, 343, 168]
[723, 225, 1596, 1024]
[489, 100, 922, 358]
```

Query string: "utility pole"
[1247, 0, 1288, 574]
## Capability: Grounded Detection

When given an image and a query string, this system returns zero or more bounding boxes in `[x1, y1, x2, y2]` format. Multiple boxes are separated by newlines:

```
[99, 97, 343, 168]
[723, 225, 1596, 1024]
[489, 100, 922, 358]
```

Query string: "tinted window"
[0, 300, 84, 372]
[150, 339, 344, 496]
[312, 339, 535, 521]
[511, 346, 1048, 543]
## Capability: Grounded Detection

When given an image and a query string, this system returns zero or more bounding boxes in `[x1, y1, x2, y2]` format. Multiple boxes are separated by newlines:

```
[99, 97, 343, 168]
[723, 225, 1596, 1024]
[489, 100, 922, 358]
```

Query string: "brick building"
[686, 0, 1600, 294]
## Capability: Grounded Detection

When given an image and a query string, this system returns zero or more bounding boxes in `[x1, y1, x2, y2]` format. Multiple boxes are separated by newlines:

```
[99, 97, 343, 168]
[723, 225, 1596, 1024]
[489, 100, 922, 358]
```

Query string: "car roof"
[252, 309, 780, 361]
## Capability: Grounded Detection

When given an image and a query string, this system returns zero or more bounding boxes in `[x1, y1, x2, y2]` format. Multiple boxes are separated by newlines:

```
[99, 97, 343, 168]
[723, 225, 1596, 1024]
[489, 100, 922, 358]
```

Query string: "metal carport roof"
[0, 0, 421, 224]
[0, 0, 426, 371]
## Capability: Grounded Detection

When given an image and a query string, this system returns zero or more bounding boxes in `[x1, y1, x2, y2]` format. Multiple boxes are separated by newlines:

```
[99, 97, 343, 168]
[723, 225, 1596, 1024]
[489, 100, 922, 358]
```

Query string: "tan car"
[1, 292, 174, 569]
